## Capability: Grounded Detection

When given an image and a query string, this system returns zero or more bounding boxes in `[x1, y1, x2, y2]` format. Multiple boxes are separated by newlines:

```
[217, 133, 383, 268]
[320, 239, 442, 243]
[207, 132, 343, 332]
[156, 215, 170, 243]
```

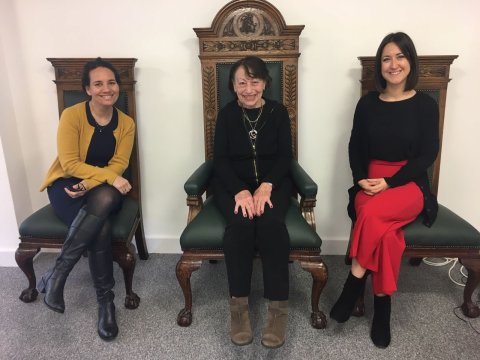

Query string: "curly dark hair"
[81, 57, 121, 93]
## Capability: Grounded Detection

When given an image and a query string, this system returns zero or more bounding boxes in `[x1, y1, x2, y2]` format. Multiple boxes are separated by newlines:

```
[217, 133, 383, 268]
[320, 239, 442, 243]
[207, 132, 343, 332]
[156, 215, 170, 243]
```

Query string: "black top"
[348, 91, 439, 226]
[213, 98, 292, 196]
[85, 102, 117, 167]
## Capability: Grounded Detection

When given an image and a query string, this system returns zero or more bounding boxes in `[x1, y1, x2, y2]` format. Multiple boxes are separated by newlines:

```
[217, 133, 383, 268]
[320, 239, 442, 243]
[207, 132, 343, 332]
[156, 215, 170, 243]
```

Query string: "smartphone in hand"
[66, 184, 85, 192]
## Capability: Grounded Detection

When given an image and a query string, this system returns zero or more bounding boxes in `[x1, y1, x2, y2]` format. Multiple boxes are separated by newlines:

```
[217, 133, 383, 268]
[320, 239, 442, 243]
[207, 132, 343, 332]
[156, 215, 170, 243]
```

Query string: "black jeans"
[214, 178, 292, 300]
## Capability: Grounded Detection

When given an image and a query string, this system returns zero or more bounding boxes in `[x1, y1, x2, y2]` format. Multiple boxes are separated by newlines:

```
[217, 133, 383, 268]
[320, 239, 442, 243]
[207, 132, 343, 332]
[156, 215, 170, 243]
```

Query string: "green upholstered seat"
[19, 197, 139, 242]
[404, 204, 480, 248]
[180, 197, 321, 251]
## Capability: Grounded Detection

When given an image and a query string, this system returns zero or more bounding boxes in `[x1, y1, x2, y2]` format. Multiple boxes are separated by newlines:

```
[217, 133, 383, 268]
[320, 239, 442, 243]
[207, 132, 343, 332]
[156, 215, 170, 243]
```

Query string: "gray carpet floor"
[1, 254, 479, 360]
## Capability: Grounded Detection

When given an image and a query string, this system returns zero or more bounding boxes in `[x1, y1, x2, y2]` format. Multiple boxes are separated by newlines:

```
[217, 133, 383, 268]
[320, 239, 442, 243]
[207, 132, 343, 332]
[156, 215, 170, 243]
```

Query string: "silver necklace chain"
[242, 105, 264, 140]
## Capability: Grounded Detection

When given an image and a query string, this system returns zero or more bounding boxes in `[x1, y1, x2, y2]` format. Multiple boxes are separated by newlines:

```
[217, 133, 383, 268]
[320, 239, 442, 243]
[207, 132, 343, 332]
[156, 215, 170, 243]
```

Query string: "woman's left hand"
[361, 178, 389, 195]
[253, 182, 273, 216]
[64, 181, 88, 198]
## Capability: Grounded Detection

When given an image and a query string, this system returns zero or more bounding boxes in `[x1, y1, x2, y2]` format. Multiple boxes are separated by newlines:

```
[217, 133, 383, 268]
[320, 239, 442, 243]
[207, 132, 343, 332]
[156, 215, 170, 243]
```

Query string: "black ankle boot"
[370, 295, 391, 348]
[37, 209, 103, 313]
[330, 271, 367, 323]
[97, 290, 118, 341]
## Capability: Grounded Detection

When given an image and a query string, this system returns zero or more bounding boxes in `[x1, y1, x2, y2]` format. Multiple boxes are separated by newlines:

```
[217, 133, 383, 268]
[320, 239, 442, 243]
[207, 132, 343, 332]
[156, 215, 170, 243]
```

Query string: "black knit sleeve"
[213, 106, 248, 196]
[385, 94, 439, 187]
[348, 96, 369, 184]
[262, 104, 292, 187]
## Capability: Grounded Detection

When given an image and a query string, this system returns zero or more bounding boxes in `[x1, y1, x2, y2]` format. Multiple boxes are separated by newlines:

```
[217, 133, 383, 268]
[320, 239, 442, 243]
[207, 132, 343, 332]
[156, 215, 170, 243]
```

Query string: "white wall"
[1, 0, 479, 265]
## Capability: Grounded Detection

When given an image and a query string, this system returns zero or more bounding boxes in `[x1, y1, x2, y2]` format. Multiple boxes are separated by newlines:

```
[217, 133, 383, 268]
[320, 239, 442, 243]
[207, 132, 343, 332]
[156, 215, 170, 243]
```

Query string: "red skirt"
[349, 160, 423, 295]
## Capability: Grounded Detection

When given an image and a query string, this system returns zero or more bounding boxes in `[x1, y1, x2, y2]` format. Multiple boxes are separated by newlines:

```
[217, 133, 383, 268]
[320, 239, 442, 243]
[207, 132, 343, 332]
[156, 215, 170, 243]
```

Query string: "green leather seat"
[19, 197, 139, 242]
[404, 204, 480, 248]
[180, 159, 322, 251]
[180, 197, 322, 251]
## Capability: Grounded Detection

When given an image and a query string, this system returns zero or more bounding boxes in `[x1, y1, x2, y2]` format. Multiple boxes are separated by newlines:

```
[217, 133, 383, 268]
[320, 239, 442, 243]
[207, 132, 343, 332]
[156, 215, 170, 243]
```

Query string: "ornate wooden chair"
[347, 55, 480, 318]
[16, 58, 149, 309]
[176, 0, 328, 329]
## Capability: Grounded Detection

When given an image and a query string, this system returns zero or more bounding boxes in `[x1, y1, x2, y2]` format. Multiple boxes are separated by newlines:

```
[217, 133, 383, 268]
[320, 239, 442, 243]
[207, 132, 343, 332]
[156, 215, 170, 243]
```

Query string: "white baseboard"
[0, 249, 17, 267]
[320, 239, 349, 255]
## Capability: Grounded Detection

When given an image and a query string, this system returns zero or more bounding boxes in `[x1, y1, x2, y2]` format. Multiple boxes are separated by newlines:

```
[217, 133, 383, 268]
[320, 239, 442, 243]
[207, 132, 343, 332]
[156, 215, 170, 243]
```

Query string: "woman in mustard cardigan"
[38, 58, 135, 341]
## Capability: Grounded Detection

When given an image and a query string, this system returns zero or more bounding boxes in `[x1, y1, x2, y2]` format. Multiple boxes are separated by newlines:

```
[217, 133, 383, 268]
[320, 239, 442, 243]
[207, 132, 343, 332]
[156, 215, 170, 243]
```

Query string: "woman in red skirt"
[330, 32, 439, 348]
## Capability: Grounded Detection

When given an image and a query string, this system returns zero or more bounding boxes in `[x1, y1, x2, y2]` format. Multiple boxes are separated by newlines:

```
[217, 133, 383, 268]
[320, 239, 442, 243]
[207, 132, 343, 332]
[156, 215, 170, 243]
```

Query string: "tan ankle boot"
[229, 297, 253, 346]
[261, 300, 289, 348]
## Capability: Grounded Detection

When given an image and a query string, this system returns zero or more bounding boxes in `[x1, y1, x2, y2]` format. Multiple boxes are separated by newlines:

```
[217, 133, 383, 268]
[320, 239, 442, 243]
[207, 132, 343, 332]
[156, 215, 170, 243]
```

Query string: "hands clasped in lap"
[234, 182, 273, 219]
[358, 178, 389, 196]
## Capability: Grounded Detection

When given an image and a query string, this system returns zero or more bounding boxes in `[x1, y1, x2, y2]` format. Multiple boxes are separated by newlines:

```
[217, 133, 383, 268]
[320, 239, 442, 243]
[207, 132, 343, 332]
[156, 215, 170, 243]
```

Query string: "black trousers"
[214, 178, 292, 301]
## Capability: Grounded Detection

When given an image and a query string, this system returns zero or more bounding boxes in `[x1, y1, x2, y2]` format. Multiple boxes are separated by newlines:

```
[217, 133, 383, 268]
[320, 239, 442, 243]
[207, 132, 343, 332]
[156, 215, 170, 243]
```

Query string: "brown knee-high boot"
[229, 297, 253, 346]
[261, 300, 289, 348]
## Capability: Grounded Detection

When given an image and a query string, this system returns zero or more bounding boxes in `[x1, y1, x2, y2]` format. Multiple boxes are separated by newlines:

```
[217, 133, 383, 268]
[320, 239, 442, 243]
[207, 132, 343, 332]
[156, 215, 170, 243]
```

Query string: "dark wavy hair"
[374, 32, 419, 92]
[228, 56, 272, 93]
[81, 57, 121, 93]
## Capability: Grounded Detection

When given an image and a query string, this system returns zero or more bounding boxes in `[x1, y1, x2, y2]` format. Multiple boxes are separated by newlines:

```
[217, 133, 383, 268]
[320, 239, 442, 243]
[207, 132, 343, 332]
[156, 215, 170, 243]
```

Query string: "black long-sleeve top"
[348, 91, 439, 226]
[213, 98, 292, 196]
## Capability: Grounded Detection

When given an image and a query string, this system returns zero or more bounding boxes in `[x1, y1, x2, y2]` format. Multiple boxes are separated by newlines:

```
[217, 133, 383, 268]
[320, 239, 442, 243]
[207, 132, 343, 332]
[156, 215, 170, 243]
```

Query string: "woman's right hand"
[234, 190, 255, 219]
[113, 176, 132, 195]
[358, 178, 389, 195]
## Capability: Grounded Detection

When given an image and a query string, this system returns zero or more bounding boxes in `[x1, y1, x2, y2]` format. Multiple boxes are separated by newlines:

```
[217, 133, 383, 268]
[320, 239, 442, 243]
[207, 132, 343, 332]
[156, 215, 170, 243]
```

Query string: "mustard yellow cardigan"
[40, 101, 135, 191]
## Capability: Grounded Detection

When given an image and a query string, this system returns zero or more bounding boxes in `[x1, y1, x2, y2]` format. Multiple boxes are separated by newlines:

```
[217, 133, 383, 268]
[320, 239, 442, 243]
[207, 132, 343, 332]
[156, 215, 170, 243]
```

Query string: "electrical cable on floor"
[422, 257, 467, 287]
[453, 306, 480, 335]
[424, 257, 479, 336]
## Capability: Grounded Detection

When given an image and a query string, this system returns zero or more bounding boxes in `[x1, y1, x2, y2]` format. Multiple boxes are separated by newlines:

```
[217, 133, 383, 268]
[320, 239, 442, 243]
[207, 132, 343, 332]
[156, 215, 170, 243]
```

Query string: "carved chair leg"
[176, 256, 202, 327]
[351, 271, 369, 317]
[351, 287, 366, 317]
[15, 247, 40, 303]
[134, 219, 149, 260]
[459, 258, 480, 318]
[409, 257, 423, 266]
[299, 260, 328, 329]
[113, 243, 140, 309]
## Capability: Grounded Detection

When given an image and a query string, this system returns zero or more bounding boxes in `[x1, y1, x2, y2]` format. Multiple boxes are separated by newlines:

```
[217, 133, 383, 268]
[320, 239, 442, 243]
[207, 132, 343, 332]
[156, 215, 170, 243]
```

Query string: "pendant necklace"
[94, 121, 108, 133]
[242, 104, 264, 141]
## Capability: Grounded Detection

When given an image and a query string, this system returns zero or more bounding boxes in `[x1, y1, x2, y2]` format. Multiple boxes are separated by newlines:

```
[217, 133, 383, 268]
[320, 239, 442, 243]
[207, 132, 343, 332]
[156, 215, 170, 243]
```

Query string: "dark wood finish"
[176, 250, 327, 329]
[194, 0, 304, 161]
[349, 55, 480, 318]
[176, 0, 327, 330]
[16, 58, 148, 309]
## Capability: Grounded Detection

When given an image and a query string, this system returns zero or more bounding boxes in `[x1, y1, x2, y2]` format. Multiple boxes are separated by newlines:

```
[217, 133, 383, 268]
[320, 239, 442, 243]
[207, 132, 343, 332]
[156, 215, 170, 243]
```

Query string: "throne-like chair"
[176, 0, 328, 329]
